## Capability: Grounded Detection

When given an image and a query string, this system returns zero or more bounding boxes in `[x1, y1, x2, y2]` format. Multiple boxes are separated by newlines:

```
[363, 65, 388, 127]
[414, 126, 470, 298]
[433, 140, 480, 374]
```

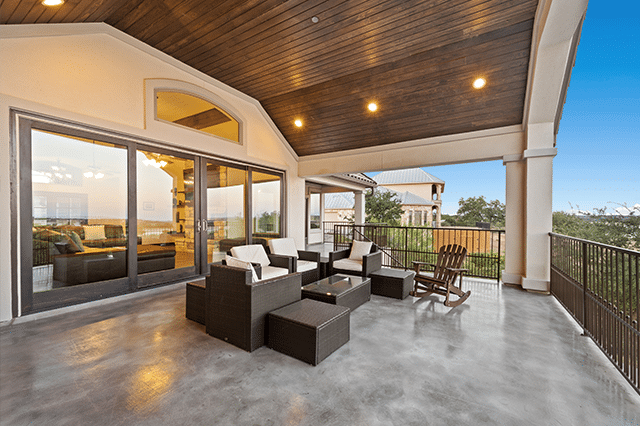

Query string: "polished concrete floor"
[1, 279, 640, 426]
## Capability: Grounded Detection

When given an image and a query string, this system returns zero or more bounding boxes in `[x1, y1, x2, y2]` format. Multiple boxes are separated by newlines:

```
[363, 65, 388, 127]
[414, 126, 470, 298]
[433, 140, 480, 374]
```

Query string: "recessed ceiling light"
[368, 103, 378, 112]
[473, 78, 486, 89]
[42, 0, 64, 6]
[294, 119, 303, 127]
[311, 16, 319, 23]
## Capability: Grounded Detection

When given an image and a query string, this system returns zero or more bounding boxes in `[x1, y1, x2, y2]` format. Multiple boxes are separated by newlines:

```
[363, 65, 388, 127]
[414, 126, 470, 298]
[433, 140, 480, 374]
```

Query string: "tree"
[447, 196, 505, 228]
[365, 190, 403, 224]
[553, 204, 640, 250]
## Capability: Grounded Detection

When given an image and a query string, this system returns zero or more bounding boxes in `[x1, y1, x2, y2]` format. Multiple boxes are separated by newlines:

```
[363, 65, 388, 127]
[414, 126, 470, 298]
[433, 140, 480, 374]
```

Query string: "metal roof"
[373, 168, 444, 185]
[324, 193, 355, 210]
[376, 187, 434, 206]
[325, 187, 433, 209]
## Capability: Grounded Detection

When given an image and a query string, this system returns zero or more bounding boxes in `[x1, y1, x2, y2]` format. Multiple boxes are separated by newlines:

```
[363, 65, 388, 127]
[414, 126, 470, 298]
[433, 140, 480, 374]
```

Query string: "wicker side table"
[268, 299, 350, 365]
[369, 269, 415, 300]
[185, 280, 206, 325]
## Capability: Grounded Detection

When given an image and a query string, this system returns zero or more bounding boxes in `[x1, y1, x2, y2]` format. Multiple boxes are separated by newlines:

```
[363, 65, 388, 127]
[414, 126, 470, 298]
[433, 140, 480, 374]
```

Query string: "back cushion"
[225, 255, 259, 282]
[83, 225, 106, 240]
[268, 238, 298, 259]
[349, 241, 373, 261]
[231, 244, 271, 267]
[103, 224, 125, 239]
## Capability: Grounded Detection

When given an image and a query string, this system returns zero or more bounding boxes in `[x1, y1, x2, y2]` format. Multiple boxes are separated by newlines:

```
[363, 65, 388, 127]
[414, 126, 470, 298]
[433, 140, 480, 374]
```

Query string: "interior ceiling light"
[42, 0, 64, 6]
[294, 119, 303, 127]
[311, 16, 319, 23]
[368, 103, 378, 112]
[473, 78, 486, 89]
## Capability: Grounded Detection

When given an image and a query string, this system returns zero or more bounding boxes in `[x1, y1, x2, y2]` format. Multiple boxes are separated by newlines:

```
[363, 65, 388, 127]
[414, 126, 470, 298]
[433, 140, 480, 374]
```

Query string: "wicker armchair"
[205, 263, 302, 352]
[268, 238, 321, 285]
[329, 241, 382, 278]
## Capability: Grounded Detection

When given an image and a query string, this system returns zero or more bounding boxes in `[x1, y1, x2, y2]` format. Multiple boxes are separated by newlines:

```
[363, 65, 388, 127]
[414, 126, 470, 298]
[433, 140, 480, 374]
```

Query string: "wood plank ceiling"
[1, 0, 539, 157]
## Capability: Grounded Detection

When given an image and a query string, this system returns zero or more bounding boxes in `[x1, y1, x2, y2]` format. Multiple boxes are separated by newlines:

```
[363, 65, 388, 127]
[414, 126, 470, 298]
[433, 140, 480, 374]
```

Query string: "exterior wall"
[324, 209, 354, 222]
[380, 183, 437, 202]
[401, 205, 437, 227]
[0, 25, 305, 321]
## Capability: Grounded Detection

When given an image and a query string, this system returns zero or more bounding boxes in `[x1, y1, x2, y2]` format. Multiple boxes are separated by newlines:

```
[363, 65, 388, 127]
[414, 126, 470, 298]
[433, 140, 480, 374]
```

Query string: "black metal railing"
[550, 233, 639, 394]
[332, 223, 505, 281]
[322, 221, 386, 243]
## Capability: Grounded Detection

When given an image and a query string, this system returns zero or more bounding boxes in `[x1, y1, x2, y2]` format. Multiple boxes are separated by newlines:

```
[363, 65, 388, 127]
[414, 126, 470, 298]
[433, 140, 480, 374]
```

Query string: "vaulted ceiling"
[1, 0, 539, 157]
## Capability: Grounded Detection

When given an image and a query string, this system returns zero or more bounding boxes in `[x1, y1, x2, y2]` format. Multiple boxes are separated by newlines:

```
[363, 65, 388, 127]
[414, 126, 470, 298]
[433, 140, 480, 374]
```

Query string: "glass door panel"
[204, 163, 247, 263]
[137, 150, 195, 274]
[251, 171, 282, 243]
[31, 130, 128, 292]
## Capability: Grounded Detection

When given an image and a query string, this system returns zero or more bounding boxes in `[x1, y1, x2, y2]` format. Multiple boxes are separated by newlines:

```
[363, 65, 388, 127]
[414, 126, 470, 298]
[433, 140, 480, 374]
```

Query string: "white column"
[522, 148, 557, 292]
[354, 191, 365, 225]
[502, 124, 556, 292]
[502, 154, 526, 286]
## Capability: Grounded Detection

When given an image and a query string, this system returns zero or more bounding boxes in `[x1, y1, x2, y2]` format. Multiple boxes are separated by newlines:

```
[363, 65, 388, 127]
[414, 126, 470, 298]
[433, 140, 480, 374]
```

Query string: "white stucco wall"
[0, 24, 305, 321]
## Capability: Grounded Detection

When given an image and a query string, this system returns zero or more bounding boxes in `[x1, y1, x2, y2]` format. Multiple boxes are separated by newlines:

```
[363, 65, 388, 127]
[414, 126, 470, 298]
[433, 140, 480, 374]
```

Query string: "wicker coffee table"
[302, 274, 371, 311]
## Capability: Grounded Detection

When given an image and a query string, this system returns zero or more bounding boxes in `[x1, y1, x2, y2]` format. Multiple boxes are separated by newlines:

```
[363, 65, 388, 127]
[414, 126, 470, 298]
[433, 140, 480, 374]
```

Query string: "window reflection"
[310, 193, 321, 229]
[137, 150, 194, 272]
[156, 91, 239, 143]
[252, 171, 282, 242]
[31, 130, 128, 292]
[205, 163, 247, 262]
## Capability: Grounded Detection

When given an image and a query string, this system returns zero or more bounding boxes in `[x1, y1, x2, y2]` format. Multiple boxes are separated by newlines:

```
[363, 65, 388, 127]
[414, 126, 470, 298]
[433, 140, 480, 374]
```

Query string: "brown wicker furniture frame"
[268, 299, 350, 365]
[369, 269, 415, 300]
[328, 242, 382, 278]
[411, 244, 470, 307]
[302, 274, 371, 311]
[205, 264, 302, 352]
[185, 280, 206, 325]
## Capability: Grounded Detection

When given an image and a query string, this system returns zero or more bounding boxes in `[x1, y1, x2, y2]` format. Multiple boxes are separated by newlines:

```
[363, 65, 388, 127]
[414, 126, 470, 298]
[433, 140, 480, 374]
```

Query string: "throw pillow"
[65, 231, 85, 252]
[348, 240, 373, 261]
[83, 225, 106, 240]
[268, 238, 299, 259]
[225, 255, 259, 283]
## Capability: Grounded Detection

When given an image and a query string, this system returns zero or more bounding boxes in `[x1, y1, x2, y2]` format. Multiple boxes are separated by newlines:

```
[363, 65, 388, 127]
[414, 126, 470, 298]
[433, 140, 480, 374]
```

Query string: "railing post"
[582, 240, 588, 336]
[497, 230, 502, 283]
[404, 227, 408, 269]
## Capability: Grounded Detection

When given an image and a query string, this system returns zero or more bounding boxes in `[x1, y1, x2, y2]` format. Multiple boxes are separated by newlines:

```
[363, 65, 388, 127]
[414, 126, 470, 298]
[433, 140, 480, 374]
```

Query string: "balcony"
[2, 271, 639, 424]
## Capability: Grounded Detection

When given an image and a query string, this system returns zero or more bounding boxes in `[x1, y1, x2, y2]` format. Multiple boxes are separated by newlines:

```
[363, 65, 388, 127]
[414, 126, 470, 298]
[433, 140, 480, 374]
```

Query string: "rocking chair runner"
[411, 244, 471, 307]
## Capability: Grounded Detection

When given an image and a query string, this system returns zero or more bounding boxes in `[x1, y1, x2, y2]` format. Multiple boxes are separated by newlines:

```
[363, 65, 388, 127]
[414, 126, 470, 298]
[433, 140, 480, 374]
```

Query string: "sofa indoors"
[33, 224, 175, 286]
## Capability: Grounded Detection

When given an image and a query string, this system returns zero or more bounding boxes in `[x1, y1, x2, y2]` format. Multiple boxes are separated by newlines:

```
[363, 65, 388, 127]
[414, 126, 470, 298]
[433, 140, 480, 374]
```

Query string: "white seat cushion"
[296, 260, 317, 273]
[349, 241, 372, 261]
[231, 244, 271, 267]
[260, 265, 289, 280]
[268, 238, 299, 259]
[333, 258, 363, 272]
[225, 255, 259, 283]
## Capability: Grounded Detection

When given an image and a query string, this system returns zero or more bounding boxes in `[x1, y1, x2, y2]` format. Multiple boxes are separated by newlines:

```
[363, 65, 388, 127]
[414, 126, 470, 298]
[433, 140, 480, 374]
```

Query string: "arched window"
[155, 90, 240, 143]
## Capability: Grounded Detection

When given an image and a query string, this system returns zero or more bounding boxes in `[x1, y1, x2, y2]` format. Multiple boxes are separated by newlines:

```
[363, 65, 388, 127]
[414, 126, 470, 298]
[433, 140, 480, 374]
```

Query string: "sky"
[371, 1, 639, 216]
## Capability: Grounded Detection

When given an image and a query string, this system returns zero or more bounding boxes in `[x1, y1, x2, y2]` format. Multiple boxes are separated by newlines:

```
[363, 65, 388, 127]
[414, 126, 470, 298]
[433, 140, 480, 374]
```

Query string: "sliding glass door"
[202, 162, 247, 264]
[136, 149, 199, 286]
[18, 116, 285, 314]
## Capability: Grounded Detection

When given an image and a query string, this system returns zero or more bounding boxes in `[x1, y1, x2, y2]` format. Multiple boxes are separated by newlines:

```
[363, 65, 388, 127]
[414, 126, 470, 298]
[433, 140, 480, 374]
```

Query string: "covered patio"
[2, 278, 639, 425]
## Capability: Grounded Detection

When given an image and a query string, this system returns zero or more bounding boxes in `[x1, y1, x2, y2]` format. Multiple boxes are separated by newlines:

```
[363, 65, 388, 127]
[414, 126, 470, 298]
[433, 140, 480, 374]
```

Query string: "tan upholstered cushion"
[231, 244, 271, 267]
[225, 255, 259, 283]
[348, 241, 372, 261]
[296, 260, 317, 273]
[260, 265, 289, 280]
[83, 225, 106, 240]
[333, 258, 363, 272]
[268, 238, 299, 259]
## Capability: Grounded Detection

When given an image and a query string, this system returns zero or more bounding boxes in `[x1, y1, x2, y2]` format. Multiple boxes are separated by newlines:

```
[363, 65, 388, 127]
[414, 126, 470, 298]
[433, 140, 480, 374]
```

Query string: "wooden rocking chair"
[411, 244, 471, 307]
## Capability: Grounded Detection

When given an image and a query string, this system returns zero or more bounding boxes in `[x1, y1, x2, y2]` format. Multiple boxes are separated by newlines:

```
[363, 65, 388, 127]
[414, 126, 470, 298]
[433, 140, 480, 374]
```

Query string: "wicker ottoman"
[268, 299, 350, 366]
[369, 269, 415, 300]
[185, 280, 206, 325]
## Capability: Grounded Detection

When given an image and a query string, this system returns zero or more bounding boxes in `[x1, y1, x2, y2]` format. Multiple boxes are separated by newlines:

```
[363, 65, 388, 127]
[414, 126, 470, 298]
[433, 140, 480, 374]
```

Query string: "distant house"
[324, 168, 445, 226]
[373, 168, 444, 226]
